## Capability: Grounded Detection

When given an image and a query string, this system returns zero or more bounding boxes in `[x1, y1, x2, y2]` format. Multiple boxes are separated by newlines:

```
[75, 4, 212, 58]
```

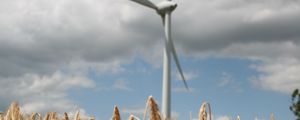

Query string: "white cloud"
[204, 41, 300, 94]
[175, 70, 199, 81]
[188, 41, 300, 94]
[248, 9, 274, 22]
[0, 0, 145, 113]
[218, 72, 234, 87]
[251, 57, 300, 94]
[112, 79, 131, 91]
[218, 72, 243, 93]
[0, 71, 94, 113]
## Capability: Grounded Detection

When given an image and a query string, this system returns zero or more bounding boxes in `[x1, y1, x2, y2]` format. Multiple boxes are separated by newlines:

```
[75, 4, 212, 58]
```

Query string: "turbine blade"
[168, 38, 189, 90]
[130, 0, 157, 10]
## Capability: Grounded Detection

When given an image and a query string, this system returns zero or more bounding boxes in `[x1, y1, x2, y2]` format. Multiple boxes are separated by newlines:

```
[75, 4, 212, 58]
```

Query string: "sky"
[0, 0, 299, 120]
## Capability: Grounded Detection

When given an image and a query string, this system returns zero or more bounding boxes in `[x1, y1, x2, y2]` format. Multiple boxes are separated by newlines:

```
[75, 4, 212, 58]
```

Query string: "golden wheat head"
[236, 115, 240, 120]
[143, 96, 161, 120]
[5, 102, 22, 120]
[74, 111, 80, 120]
[112, 106, 121, 120]
[198, 102, 212, 120]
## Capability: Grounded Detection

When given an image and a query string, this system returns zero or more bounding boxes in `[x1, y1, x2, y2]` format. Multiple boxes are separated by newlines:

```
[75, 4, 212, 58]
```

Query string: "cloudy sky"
[0, 0, 299, 119]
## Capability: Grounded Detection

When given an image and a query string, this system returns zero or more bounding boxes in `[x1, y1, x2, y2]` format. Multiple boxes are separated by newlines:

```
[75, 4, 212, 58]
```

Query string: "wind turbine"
[129, 0, 189, 119]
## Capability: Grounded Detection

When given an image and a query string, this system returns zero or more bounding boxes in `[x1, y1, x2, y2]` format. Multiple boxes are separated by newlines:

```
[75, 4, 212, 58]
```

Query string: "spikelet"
[64, 112, 69, 120]
[74, 111, 80, 120]
[5, 106, 11, 120]
[198, 103, 207, 120]
[30, 113, 36, 120]
[198, 102, 212, 120]
[128, 115, 134, 120]
[5, 102, 22, 120]
[43, 113, 50, 120]
[50, 112, 58, 120]
[112, 106, 121, 120]
[0, 112, 4, 120]
[90, 115, 95, 120]
[30, 113, 41, 120]
[143, 96, 161, 120]
[128, 114, 140, 120]
[236, 115, 240, 120]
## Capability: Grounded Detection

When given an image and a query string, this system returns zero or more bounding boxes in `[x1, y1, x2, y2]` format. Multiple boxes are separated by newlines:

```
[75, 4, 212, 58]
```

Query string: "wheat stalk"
[0, 112, 4, 120]
[236, 115, 240, 120]
[90, 115, 95, 120]
[64, 112, 69, 120]
[74, 111, 80, 120]
[112, 106, 121, 120]
[50, 112, 58, 120]
[198, 103, 207, 120]
[43, 113, 50, 120]
[5, 102, 22, 120]
[128, 114, 140, 120]
[198, 102, 212, 120]
[30, 113, 41, 120]
[143, 96, 161, 120]
[270, 113, 274, 120]
[128, 115, 134, 120]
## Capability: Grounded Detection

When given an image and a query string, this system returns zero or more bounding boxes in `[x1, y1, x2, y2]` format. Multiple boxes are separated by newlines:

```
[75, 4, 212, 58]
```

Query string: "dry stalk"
[0, 112, 4, 120]
[112, 106, 121, 120]
[30, 113, 41, 120]
[128, 115, 134, 120]
[5, 102, 22, 120]
[50, 112, 58, 120]
[43, 113, 50, 120]
[128, 114, 140, 120]
[198, 103, 207, 120]
[89, 115, 95, 120]
[74, 111, 80, 120]
[198, 102, 212, 120]
[270, 113, 274, 120]
[236, 115, 240, 120]
[64, 112, 69, 120]
[143, 96, 161, 120]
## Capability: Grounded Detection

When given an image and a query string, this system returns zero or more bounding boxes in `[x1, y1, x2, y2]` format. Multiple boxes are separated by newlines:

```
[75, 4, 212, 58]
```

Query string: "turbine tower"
[129, 0, 189, 119]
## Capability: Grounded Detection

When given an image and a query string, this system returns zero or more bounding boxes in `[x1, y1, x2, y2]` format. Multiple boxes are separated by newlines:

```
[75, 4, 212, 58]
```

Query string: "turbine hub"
[156, 1, 177, 14]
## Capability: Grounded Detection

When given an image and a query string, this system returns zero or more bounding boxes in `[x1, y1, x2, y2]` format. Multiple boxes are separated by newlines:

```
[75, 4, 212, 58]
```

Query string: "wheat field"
[0, 96, 274, 120]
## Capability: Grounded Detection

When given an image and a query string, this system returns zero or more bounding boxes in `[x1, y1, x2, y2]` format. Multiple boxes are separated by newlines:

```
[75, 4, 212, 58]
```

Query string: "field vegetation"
[0, 96, 276, 120]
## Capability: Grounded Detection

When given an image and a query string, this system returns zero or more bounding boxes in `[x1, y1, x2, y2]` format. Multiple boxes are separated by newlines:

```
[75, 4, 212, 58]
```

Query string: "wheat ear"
[74, 111, 80, 120]
[236, 115, 240, 120]
[143, 96, 161, 120]
[112, 106, 121, 120]
[64, 112, 69, 120]
[199, 102, 212, 120]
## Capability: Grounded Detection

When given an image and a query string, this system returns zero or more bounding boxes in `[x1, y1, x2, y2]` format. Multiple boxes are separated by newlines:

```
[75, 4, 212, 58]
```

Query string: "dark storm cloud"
[170, 0, 300, 53]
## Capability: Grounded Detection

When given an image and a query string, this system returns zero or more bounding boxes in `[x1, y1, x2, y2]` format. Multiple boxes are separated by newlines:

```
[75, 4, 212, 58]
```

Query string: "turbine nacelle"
[156, 1, 177, 14]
